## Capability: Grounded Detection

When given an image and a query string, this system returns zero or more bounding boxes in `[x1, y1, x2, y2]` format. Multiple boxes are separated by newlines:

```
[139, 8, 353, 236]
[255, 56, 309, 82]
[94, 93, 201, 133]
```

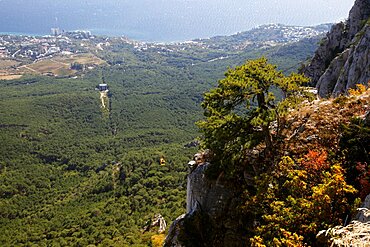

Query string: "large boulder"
[356, 194, 370, 222]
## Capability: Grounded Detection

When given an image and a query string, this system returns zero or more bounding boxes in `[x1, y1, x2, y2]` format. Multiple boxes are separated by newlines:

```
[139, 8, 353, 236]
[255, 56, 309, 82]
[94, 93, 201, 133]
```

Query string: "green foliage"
[194, 56, 365, 246]
[0, 146, 190, 246]
[197, 57, 310, 174]
[70, 62, 84, 71]
[0, 74, 194, 246]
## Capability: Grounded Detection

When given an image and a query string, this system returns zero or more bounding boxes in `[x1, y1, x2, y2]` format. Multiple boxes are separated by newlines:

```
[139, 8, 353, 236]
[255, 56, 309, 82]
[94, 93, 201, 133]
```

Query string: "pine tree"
[197, 57, 311, 174]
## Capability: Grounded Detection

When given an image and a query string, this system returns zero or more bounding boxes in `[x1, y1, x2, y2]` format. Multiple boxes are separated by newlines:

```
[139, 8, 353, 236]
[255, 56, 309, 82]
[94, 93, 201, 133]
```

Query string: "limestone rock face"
[164, 214, 186, 247]
[347, 0, 370, 37]
[334, 25, 370, 95]
[316, 49, 350, 97]
[304, 22, 349, 86]
[186, 163, 233, 216]
[304, 0, 370, 97]
[356, 194, 370, 222]
[164, 163, 246, 247]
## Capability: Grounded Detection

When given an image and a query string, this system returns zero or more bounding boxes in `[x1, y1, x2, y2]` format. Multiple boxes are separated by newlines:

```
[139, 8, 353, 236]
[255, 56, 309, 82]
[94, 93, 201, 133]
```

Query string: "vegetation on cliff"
[198, 57, 369, 246]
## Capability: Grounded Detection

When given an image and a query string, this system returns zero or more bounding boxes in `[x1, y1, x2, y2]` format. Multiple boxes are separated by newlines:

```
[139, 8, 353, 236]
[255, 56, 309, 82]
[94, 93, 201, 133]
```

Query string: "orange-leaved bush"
[348, 84, 367, 96]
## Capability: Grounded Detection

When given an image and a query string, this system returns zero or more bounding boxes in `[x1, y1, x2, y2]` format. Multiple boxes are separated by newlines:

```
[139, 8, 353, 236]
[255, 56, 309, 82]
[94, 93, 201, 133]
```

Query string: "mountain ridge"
[304, 0, 370, 97]
[188, 23, 331, 51]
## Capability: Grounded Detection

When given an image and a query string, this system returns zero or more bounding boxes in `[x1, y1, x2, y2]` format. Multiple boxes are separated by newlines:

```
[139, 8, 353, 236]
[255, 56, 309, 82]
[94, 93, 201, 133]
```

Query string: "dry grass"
[321, 221, 370, 247]
[0, 59, 22, 80]
[22, 60, 66, 74]
[59, 53, 106, 65]
[2, 53, 106, 78]
[279, 89, 370, 157]
[0, 59, 21, 69]
[0, 74, 23, 80]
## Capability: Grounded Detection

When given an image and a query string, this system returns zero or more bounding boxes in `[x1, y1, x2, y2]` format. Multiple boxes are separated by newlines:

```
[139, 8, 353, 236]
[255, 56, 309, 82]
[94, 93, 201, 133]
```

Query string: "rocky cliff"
[304, 0, 370, 97]
[164, 163, 247, 247]
[165, 88, 370, 246]
[164, 1, 370, 245]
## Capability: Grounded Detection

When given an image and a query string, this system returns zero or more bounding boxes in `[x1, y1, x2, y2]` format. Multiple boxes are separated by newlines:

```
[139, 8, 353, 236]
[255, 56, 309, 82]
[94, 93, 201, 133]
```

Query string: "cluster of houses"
[0, 30, 94, 61]
[0, 35, 72, 60]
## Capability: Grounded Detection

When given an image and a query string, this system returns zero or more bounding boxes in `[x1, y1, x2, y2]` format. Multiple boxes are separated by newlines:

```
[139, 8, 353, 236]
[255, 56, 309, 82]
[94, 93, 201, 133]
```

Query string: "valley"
[0, 24, 330, 246]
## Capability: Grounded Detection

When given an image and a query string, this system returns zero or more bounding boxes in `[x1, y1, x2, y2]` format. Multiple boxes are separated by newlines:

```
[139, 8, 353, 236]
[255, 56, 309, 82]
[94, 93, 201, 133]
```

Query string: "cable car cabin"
[160, 158, 166, 166]
[98, 83, 108, 91]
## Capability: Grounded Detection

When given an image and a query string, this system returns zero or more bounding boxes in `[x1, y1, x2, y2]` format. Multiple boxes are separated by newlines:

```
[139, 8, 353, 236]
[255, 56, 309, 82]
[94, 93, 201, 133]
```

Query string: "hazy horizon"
[0, 0, 355, 41]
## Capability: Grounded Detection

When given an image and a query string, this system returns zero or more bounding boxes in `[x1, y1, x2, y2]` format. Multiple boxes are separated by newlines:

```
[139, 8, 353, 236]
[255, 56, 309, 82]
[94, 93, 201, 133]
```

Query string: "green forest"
[0, 34, 328, 246]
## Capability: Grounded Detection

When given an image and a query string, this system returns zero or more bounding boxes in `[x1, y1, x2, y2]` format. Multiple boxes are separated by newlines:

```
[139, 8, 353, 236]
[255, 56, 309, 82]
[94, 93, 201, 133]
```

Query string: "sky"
[0, 0, 356, 41]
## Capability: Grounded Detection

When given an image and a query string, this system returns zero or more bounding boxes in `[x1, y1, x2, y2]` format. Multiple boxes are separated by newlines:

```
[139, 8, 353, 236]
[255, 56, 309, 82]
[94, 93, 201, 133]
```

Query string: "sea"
[0, 0, 354, 42]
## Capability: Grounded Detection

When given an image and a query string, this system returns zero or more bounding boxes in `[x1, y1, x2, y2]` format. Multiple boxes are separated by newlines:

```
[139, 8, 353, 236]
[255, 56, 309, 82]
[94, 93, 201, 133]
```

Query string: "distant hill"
[193, 23, 331, 50]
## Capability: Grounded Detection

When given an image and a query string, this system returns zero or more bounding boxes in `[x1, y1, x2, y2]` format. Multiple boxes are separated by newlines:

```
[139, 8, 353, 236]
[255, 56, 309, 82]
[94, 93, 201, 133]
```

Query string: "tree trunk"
[257, 92, 273, 155]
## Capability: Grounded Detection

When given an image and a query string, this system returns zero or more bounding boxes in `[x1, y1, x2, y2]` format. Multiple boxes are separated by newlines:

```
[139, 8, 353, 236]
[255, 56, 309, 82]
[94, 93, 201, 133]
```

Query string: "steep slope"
[193, 23, 330, 51]
[304, 0, 370, 97]
[165, 86, 370, 247]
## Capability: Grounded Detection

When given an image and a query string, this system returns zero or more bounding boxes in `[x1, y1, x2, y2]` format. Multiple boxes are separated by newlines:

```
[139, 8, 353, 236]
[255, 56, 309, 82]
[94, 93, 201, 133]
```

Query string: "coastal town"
[0, 29, 110, 79]
[0, 24, 330, 80]
[0, 30, 94, 60]
[0, 24, 331, 61]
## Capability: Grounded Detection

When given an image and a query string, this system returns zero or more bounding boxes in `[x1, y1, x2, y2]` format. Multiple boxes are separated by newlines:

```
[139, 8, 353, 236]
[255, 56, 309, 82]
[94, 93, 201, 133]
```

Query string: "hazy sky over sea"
[0, 0, 355, 41]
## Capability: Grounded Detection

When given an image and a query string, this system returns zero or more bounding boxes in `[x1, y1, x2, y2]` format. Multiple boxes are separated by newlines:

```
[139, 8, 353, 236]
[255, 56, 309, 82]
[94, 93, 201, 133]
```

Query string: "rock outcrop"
[304, 0, 370, 97]
[317, 194, 370, 246]
[164, 163, 246, 247]
[165, 89, 370, 247]
[356, 194, 370, 223]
